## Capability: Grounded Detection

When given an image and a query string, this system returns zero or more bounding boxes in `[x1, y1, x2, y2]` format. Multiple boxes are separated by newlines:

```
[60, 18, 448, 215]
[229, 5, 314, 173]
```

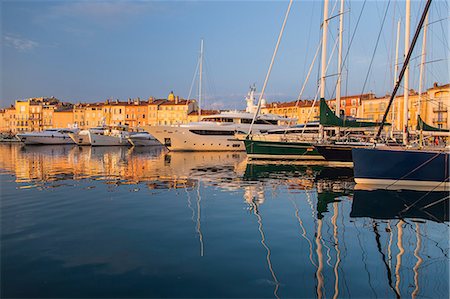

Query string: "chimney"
[175, 96, 179, 104]
[128, 98, 131, 104]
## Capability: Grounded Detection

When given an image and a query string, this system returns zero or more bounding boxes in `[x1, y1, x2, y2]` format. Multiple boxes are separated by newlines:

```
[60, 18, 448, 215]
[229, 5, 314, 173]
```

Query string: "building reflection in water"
[0, 144, 448, 298]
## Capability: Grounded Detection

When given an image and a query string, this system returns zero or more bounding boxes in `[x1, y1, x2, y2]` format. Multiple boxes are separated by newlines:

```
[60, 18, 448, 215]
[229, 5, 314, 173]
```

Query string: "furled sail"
[416, 115, 449, 132]
[319, 98, 386, 127]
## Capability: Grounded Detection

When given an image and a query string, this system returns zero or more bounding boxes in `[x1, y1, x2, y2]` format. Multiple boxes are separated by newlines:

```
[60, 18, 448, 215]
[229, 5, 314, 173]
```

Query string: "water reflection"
[0, 144, 448, 298]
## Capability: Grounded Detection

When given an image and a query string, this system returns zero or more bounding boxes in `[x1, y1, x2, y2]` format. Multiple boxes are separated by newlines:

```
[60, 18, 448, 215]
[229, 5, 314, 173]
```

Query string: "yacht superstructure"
[88, 125, 132, 146]
[17, 128, 78, 145]
[69, 126, 107, 145]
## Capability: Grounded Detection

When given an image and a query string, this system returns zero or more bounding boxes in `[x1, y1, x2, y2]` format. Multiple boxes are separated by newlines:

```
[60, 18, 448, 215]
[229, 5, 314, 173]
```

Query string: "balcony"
[433, 107, 448, 113]
[433, 118, 447, 124]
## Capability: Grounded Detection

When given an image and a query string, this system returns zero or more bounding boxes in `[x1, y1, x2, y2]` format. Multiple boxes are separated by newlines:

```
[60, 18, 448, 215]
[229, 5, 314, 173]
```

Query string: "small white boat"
[88, 125, 131, 146]
[127, 132, 161, 146]
[16, 128, 78, 145]
[69, 126, 107, 145]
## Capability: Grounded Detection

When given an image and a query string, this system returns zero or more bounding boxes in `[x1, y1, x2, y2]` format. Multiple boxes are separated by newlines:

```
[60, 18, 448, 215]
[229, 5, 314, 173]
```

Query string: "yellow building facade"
[53, 109, 74, 128]
[360, 83, 449, 131]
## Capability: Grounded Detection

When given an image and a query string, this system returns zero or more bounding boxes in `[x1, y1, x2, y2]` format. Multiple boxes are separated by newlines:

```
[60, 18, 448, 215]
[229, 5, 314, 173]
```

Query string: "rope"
[384, 150, 443, 189]
[248, 0, 293, 135]
[359, 0, 391, 97]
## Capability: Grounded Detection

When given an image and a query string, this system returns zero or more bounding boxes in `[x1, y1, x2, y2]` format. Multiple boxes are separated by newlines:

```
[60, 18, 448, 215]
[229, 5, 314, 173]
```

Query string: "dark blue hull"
[352, 148, 449, 188]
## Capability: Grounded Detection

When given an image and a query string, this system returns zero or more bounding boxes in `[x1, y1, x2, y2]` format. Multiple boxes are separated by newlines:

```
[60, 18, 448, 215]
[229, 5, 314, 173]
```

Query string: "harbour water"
[1, 144, 448, 298]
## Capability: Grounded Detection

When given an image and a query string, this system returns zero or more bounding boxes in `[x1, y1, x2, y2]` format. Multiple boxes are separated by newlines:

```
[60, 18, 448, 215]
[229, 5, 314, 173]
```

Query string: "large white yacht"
[145, 87, 293, 151]
[88, 125, 132, 146]
[68, 126, 108, 145]
[16, 128, 79, 145]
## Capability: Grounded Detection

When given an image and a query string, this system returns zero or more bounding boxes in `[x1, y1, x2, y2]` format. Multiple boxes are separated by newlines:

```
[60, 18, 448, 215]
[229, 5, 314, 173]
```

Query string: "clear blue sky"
[2, 0, 448, 109]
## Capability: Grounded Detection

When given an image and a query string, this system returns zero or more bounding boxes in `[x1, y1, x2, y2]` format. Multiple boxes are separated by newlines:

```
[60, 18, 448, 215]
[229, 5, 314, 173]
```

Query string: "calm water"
[1, 144, 448, 298]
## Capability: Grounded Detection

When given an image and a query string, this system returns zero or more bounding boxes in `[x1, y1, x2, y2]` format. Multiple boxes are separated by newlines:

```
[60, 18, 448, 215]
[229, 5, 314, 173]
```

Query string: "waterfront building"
[73, 103, 105, 129]
[187, 109, 220, 123]
[152, 92, 197, 125]
[53, 107, 74, 129]
[14, 97, 61, 132]
[0, 107, 16, 133]
[360, 83, 449, 131]
[261, 100, 319, 124]
[124, 98, 148, 128]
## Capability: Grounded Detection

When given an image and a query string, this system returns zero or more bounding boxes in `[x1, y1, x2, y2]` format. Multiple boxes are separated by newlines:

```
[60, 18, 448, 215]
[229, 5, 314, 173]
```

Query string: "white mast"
[403, 0, 410, 145]
[392, 20, 401, 134]
[336, 0, 344, 117]
[418, 13, 428, 118]
[320, 0, 329, 100]
[319, 0, 329, 142]
[418, 13, 428, 148]
[198, 39, 204, 120]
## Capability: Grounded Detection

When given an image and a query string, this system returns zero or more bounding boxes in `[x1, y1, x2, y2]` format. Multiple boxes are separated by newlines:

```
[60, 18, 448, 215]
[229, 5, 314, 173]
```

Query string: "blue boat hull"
[352, 148, 449, 189]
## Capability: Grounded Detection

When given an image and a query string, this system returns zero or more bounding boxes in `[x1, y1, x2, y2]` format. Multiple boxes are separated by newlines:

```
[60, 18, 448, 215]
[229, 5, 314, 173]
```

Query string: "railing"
[432, 118, 447, 123]
[433, 107, 448, 113]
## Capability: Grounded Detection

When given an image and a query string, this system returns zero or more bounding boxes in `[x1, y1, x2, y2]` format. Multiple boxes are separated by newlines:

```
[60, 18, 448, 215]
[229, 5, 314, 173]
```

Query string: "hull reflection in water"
[351, 187, 449, 222]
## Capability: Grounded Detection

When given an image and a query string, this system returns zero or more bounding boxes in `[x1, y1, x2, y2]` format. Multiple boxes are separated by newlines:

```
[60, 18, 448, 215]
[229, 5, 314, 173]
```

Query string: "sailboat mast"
[418, 13, 429, 117]
[375, 0, 432, 140]
[319, 0, 329, 142]
[320, 0, 329, 100]
[403, 0, 411, 145]
[198, 39, 204, 120]
[393, 19, 401, 133]
[336, 0, 344, 117]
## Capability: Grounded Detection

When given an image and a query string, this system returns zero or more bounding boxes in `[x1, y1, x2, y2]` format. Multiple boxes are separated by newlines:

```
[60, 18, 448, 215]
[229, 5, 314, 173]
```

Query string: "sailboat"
[352, 0, 449, 190]
[241, 0, 384, 161]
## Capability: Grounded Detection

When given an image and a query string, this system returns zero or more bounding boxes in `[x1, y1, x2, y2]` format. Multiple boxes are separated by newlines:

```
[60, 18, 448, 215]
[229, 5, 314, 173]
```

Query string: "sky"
[1, 0, 449, 109]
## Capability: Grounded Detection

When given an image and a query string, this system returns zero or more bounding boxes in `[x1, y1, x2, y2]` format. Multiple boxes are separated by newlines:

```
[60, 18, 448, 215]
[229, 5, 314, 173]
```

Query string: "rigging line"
[329, 0, 368, 100]
[435, 2, 450, 53]
[248, 0, 294, 135]
[401, 176, 450, 214]
[284, 40, 322, 132]
[359, 0, 391, 97]
[302, 0, 317, 82]
[427, 27, 450, 52]
[186, 58, 200, 105]
[301, 35, 340, 135]
[376, 0, 434, 139]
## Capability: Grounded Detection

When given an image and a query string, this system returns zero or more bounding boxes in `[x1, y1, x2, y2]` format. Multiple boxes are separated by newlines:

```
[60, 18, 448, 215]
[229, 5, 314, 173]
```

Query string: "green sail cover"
[417, 115, 449, 132]
[319, 98, 386, 127]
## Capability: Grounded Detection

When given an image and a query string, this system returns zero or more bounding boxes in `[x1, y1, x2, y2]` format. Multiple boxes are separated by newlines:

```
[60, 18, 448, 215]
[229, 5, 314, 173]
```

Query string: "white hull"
[128, 137, 161, 147]
[17, 134, 74, 145]
[88, 131, 131, 146]
[145, 125, 246, 151]
[69, 133, 90, 145]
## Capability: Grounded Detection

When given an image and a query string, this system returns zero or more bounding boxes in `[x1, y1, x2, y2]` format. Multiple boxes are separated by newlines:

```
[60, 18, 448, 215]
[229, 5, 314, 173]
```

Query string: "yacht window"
[189, 130, 235, 136]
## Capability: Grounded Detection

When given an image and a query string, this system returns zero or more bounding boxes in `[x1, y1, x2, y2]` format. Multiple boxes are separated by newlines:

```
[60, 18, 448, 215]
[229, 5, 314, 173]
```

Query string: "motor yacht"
[127, 132, 161, 147]
[68, 126, 108, 145]
[144, 87, 293, 151]
[88, 125, 132, 146]
[16, 128, 79, 145]
[145, 111, 292, 151]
